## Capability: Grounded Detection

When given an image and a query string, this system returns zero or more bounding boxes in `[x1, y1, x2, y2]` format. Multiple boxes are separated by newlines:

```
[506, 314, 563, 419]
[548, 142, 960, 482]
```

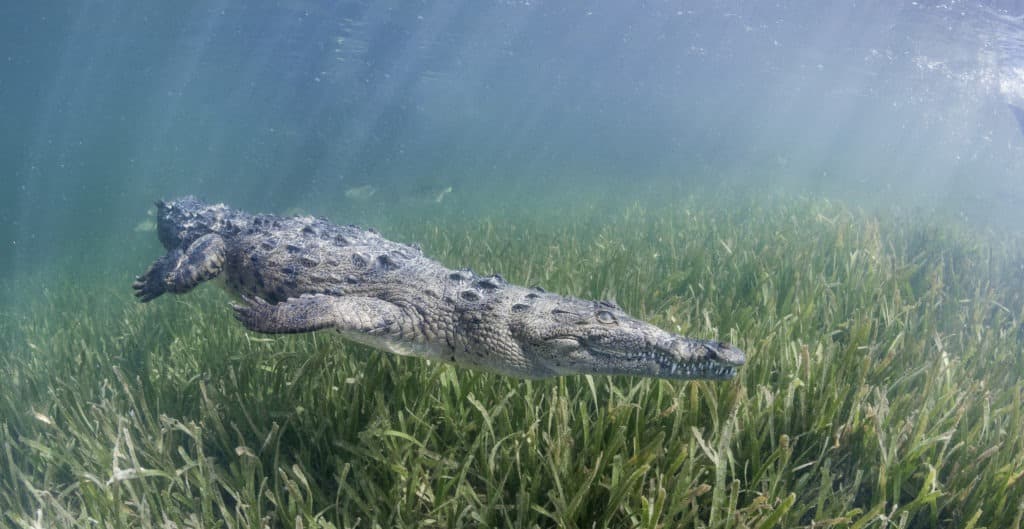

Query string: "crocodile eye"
[596, 310, 617, 324]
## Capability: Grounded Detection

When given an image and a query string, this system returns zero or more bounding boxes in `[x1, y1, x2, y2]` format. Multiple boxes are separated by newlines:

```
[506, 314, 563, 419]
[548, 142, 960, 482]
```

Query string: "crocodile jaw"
[540, 334, 745, 380]
[587, 337, 744, 380]
[511, 294, 746, 381]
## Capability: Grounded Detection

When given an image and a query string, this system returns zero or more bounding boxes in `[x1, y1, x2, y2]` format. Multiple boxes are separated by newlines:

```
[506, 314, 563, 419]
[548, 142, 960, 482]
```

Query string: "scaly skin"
[134, 196, 745, 380]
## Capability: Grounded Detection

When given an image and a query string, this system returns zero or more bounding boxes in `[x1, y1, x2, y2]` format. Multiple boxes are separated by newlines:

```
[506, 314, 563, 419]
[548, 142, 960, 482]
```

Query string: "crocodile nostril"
[708, 341, 746, 365]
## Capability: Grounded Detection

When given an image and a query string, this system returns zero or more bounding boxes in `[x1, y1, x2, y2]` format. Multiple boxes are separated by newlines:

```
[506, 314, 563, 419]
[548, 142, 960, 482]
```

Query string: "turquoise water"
[3, 1, 1024, 277]
[3, 2, 1024, 527]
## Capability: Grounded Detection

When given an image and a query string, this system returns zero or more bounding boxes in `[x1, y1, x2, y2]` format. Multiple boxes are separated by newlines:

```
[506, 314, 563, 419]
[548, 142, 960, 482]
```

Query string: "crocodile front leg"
[133, 234, 227, 302]
[232, 294, 407, 336]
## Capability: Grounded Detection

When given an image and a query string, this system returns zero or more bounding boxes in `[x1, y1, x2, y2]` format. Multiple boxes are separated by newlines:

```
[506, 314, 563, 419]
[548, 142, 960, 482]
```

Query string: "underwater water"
[3, 1, 1024, 527]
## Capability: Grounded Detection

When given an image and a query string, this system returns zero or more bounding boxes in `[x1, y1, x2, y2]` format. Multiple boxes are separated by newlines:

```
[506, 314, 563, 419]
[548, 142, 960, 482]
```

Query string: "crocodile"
[133, 196, 745, 380]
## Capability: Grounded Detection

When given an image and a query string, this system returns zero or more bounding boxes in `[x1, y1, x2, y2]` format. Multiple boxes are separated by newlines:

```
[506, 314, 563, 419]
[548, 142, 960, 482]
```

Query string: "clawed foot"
[132, 267, 166, 302]
[231, 294, 345, 334]
[232, 295, 272, 331]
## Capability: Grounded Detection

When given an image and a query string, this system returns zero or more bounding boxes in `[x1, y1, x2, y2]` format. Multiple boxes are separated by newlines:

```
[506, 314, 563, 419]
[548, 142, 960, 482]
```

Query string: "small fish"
[434, 186, 453, 203]
[403, 184, 454, 205]
[344, 185, 377, 200]
[134, 207, 157, 232]
[33, 411, 53, 425]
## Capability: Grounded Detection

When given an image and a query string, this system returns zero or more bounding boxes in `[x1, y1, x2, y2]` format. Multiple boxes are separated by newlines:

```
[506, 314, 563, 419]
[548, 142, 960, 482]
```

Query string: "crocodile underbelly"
[339, 331, 446, 360]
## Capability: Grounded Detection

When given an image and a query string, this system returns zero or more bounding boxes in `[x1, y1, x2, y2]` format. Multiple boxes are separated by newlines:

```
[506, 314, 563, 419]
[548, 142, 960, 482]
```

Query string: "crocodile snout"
[705, 341, 746, 366]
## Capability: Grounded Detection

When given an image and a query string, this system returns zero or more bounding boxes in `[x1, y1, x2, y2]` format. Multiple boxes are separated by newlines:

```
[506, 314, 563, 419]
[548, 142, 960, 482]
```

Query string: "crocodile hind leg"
[232, 294, 407, 336]
[133, 234, 226, 302]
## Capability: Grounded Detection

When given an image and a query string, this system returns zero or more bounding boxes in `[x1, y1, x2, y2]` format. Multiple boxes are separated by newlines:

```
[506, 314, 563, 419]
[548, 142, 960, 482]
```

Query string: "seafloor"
[1, 193, 1022, 528]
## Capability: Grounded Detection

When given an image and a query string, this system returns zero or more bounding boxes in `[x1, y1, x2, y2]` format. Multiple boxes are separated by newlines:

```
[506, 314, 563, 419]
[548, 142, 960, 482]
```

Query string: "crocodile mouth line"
[587, 345, 741, 380]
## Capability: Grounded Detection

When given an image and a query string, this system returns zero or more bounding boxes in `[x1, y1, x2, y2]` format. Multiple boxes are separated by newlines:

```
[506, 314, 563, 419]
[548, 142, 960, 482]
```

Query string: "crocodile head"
[511, 293, 745, 380]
